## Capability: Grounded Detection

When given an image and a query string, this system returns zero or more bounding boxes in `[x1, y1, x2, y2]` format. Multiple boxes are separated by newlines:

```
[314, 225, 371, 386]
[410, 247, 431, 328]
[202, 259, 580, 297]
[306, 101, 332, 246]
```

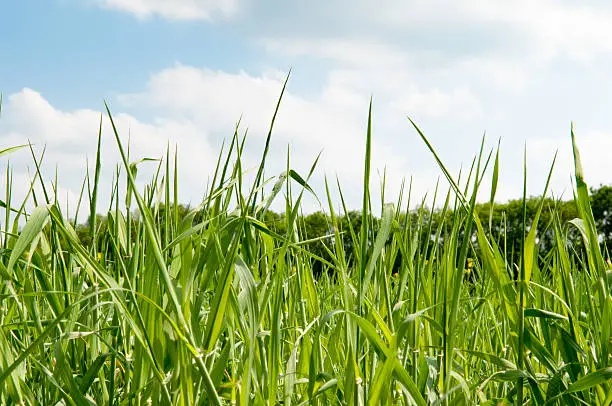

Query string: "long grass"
[0, 86, 610, 405]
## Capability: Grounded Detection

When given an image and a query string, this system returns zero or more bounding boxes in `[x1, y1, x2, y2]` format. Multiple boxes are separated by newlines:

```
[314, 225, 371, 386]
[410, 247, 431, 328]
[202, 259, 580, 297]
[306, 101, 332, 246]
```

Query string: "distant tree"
[262, 210, 287, 236]
[590, 184, 612, 253]
[70, 184, 611, 279]
[301, 211, 332, 277]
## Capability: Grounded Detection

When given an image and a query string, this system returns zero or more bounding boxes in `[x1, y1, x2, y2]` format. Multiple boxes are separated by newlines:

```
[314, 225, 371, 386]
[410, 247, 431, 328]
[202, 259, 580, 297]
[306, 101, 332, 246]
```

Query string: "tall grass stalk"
[0, 88, 610, 405]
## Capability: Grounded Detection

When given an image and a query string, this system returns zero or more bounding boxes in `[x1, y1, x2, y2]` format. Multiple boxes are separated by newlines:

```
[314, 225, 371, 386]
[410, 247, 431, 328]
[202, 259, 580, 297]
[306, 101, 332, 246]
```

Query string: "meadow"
[0, 82, 611, 405]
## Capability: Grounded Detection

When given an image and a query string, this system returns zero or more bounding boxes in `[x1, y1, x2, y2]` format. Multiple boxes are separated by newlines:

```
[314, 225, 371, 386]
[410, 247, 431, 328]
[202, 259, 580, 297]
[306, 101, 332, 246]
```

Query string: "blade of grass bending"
[489, 138, 500, 231]
[408, 117, 468, 208]
[359, 97, 373, 310]
[347, 311, 427, 406]
[563, 367, 612, 395]
[570, 123, 610, 371]
[409, 119, 494, 397]
[0, 302, 72, 388]
[248, 70, 291, 213]
[28, 142, 52, 205]
[524, 152, 557, 286]
[368, 356, 395, 405]
[1, 287, 132, 390]
[6, 204, 50, 278]
[103, 102, 222, 405]
[450, 135, 488, 369]
[0, 145, 28, 158]
[234, 255, 259, 403]
[49, 191, 173, 402]
[267, 150, 320, 404]
[570, 123, 606, 272]
[89, 115, 103, 241]
[360, 202, 393, 304]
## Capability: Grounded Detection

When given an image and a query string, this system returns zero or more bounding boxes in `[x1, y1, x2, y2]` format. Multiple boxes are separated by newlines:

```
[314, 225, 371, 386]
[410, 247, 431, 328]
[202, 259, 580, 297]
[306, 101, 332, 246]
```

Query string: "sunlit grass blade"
[103, 101, 222, 405]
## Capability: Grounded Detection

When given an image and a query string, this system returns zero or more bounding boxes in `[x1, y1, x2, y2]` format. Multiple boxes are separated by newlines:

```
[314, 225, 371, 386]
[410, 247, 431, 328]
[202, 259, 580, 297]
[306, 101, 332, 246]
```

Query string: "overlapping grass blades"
[0, 86, 610, 404]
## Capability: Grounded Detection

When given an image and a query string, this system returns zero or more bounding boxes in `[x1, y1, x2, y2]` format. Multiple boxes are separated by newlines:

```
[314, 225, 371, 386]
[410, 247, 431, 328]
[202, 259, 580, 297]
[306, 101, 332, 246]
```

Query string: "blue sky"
[1, 1, 258, 108]
[2, 0, 612, 215]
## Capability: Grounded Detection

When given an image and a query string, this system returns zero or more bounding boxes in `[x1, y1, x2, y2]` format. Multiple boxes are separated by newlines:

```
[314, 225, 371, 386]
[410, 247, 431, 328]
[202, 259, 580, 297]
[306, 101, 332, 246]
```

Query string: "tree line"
[75, 184, 612, 276]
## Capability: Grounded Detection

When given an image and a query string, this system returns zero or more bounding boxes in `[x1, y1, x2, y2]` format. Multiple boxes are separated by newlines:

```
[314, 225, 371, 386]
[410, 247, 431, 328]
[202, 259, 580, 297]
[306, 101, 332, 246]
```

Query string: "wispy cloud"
[93, 0, 240, 20]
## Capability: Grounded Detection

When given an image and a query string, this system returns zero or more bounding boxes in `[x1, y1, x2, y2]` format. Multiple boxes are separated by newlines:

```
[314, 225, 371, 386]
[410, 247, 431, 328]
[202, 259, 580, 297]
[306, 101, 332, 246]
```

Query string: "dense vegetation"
[77, 185, 612, 280]
[0, 91, 610, 405]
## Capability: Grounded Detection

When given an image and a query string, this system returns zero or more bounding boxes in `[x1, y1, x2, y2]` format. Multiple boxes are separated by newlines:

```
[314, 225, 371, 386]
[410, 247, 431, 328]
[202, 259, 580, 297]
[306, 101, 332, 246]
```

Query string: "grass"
[0, 84, 611, 405]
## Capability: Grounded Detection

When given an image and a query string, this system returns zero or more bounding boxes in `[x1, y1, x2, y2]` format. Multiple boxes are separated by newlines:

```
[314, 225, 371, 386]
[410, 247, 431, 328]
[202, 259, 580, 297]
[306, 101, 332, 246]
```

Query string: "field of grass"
[0, 85, 611, 405]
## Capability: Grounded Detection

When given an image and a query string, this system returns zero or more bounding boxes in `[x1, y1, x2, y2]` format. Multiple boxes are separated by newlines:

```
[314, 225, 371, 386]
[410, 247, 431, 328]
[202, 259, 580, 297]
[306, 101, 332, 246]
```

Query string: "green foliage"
[0, 93, 610, 405]
[590, 184, 612, 253]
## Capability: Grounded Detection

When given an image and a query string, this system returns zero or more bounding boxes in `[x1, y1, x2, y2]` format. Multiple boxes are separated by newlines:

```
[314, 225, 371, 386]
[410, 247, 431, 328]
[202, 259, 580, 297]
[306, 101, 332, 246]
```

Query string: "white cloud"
[390, 86, 482, 121]
[118, 65, 495, 207]
[255, 0, 612, 112]
[94, 0, 239, 20]
[261, 39, 411, 69]
[260, 35, 523, 110]
[251, 1, 612, 205]
[261, 38, 487, 121]
[2, 65, 470, 216]
[340, 1, 612, 62]
[0, 88, 219, 218]
[6, 0, 612, 221]
[119, 66, 390, 203]
[5, 61, 610, 218]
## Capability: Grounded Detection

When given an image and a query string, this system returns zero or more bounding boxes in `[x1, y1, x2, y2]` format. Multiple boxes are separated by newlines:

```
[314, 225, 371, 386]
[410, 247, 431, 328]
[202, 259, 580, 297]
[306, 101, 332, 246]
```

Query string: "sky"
[1, 0, 612, 217]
